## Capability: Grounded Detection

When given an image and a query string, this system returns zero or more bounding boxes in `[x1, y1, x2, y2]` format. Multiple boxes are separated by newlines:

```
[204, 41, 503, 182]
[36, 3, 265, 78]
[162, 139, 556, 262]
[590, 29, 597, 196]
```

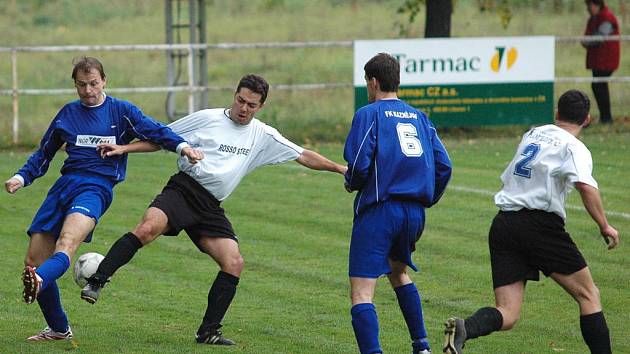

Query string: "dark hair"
[586, 0, 605, 6]
[557, 89, 590, 125]
[72, 56, 106, 80]
[363, 53, 400, 92]
[236, 74, 269, 104]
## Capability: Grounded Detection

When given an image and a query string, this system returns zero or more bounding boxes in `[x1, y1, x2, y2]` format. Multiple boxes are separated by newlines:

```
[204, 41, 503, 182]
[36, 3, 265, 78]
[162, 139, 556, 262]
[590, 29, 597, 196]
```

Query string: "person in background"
[582, 0, 621, 124]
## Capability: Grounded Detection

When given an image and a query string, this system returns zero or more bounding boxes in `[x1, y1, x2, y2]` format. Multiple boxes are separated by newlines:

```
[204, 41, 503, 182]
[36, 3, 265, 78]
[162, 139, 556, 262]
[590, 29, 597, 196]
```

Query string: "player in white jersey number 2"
[443, 90, 620, 354]
[79, 74, 347, 345]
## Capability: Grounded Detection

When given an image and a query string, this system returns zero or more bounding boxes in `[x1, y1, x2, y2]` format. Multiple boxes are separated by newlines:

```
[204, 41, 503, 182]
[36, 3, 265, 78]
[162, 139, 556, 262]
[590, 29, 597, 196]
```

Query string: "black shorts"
[149, 172, 237, 252]
[489, 209, 587, 289]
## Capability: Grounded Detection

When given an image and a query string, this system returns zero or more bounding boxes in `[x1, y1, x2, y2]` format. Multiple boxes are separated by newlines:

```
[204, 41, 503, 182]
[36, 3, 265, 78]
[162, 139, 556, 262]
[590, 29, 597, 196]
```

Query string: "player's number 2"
[396, 123, 423, 157]
[514, 143, 540, 178]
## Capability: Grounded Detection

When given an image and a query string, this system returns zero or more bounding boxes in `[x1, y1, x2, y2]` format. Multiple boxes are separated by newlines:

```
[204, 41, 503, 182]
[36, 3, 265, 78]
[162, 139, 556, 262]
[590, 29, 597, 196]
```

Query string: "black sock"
[580, 311, 611, 354]
[464, 307, 503, 340]
[94, 232, 143, 283]
[198, 271, 240, 334]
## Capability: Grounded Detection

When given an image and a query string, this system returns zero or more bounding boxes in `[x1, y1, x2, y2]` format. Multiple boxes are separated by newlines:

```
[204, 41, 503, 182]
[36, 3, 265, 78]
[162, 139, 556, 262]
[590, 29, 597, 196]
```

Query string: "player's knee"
[387, 272, 410, 288]
[350, 288, 374, 304]
[576, 284, 601, 306]
[132, 222, 160, 245]
[220, 253, 244, 274]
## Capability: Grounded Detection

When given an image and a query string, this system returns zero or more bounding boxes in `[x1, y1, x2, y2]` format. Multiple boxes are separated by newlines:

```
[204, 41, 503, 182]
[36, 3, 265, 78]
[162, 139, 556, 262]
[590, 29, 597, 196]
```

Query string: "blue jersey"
[16, 95, 186, 186]
[344, 99, 452, 215]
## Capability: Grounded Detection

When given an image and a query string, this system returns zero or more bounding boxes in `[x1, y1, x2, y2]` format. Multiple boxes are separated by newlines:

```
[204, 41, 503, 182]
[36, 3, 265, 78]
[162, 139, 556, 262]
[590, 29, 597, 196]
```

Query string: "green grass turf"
[0, 130, 628, 353]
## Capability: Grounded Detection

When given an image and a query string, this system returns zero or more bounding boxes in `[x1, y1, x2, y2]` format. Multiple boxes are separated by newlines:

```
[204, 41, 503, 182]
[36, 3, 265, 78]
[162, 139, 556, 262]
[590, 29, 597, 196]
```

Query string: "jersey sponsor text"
[75, 135, 116, 147]
[384, 110, 418, 119]
[218, 144, 250, 156]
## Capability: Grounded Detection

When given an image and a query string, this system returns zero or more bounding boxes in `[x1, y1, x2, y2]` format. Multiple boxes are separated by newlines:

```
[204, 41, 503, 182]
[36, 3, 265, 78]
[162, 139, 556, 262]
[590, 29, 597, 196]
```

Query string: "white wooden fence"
[1, 36, 629, 144]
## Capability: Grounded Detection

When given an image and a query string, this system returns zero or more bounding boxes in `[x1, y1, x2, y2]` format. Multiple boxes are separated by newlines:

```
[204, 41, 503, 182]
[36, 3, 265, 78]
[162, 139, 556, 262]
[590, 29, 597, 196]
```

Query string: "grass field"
[0, 128, 628, 353]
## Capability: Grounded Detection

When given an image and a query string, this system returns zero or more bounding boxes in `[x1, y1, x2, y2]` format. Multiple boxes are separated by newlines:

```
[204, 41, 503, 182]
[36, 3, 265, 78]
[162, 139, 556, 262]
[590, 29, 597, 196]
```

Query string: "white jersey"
[494, 124, 597, 220]
[167, 108, 304, 201]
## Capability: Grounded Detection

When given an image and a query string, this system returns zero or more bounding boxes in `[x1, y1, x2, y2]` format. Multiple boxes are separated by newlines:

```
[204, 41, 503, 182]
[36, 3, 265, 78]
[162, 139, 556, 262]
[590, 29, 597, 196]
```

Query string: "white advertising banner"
[353, 37, 555, 126]
[354, 36, 555, 86]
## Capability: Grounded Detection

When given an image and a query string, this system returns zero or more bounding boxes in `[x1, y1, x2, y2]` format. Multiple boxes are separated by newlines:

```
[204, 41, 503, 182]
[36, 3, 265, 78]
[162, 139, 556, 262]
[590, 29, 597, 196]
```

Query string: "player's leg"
[348, 202, 398, 354]
[23, 232, 56, 302]
[387, 202, 430, 353]
[443, 282, 521, 354]
[35, 213, 94, 291]
[81, 207, 169, 303]
[24, 213, 93, 300]
[591, 70, 613, 124]
[194, 236, 242, 345]
[350, 277, 381, 354]
[445, 211, 532, 354]
[23, 232, 73, 339]
[388, 260, 430, 354]
[25, 214, 94, 341]
[551, 268, 611, 354]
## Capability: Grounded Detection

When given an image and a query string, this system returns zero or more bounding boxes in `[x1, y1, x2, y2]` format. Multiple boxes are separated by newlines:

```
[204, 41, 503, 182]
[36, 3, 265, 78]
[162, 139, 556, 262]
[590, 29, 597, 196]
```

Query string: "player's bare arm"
[575, 181, 620, 249]
[296, 149, 347, 175]
[98, 142, 203, 164]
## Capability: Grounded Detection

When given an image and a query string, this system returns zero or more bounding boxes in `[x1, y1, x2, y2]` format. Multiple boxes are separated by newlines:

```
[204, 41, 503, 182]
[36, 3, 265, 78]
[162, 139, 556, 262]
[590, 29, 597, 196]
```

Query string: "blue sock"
[351, 303, 382, 354]
[395, 283, 429, 351]
[37, 281, 69, 333]
[36, 252, 70, 291]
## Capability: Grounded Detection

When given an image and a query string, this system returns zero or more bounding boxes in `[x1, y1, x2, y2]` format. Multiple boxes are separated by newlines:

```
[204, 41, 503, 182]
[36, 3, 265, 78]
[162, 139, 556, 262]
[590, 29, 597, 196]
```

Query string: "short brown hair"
[364, 53, 400, 92]
[236, 74, 269, 104]
[72, 56, 106, 80]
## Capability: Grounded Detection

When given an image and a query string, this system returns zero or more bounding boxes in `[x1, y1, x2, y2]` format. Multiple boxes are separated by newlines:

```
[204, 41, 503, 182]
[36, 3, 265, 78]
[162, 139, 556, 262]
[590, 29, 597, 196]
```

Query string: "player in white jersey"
[443, 90, 619, 354]
[79, 74, 347, 345]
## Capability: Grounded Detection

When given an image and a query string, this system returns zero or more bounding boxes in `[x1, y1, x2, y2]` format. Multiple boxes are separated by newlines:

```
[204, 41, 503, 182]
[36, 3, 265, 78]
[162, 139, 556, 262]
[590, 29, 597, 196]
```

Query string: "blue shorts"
[349, 200, 426, 278]
[28, 173, 114, 243]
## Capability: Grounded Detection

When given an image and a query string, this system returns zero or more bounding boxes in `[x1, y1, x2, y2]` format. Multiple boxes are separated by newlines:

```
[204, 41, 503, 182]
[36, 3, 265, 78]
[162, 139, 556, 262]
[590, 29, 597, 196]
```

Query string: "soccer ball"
[73, 252, 104, 288]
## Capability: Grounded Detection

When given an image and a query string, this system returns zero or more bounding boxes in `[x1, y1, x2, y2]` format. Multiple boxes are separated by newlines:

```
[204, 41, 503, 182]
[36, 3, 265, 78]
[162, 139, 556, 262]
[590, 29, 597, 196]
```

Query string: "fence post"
[11, 49, 19, 145]
[187, 44, 194, 114]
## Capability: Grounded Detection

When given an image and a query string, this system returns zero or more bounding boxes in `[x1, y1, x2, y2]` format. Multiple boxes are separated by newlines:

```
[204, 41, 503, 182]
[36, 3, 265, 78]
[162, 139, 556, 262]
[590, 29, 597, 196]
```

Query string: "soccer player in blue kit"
[343, 53, 452, 354]
[4, 57, 202, 341]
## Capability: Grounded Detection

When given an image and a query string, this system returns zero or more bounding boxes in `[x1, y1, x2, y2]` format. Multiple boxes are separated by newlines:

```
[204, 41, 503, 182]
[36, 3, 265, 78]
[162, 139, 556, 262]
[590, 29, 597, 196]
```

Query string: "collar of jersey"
[224, 108, 251, 129]
[80, 93, 107, 109]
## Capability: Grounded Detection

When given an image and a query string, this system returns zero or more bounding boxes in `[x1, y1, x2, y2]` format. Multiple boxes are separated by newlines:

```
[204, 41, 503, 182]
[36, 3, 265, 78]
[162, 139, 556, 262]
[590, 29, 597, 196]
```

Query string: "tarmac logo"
[491, 47, 518, 72]
[75, 135, 116, 147]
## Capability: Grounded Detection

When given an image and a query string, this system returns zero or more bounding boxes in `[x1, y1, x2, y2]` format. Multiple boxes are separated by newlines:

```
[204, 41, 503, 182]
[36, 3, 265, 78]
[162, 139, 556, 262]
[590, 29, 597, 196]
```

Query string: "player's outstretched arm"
[296, 149, 347, 175]
[97, 141, 161, 157]
[98, 142, 203, 164]
[575, 182, 620, 250]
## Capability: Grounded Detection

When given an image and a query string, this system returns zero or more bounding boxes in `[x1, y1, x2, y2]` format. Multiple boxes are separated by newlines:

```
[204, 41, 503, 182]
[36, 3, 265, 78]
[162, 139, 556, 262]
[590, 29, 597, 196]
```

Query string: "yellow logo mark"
[491, 47, 518, 72]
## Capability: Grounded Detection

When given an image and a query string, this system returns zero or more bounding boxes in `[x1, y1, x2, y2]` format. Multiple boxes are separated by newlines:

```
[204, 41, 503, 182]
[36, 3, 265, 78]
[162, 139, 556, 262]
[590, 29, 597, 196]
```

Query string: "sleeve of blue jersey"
[122, 103, 186, 152]
[16, 116, 64, 186]
[343, 107, 376, 191]
[430, 125, 452, 206]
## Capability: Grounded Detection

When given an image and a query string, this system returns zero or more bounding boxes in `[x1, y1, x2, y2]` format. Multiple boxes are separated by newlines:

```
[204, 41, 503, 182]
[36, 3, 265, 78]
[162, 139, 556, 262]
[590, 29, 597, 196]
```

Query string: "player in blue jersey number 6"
[79, 74, 347, 345]
[442, 90, 620, 354]
[4, 57, 202, 341]
[343, 53, 452, 354]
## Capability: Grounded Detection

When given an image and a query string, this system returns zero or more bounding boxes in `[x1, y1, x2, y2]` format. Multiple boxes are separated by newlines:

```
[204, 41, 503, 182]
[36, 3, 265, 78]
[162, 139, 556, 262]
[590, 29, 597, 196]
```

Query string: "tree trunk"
[425, 0, 453, 37]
